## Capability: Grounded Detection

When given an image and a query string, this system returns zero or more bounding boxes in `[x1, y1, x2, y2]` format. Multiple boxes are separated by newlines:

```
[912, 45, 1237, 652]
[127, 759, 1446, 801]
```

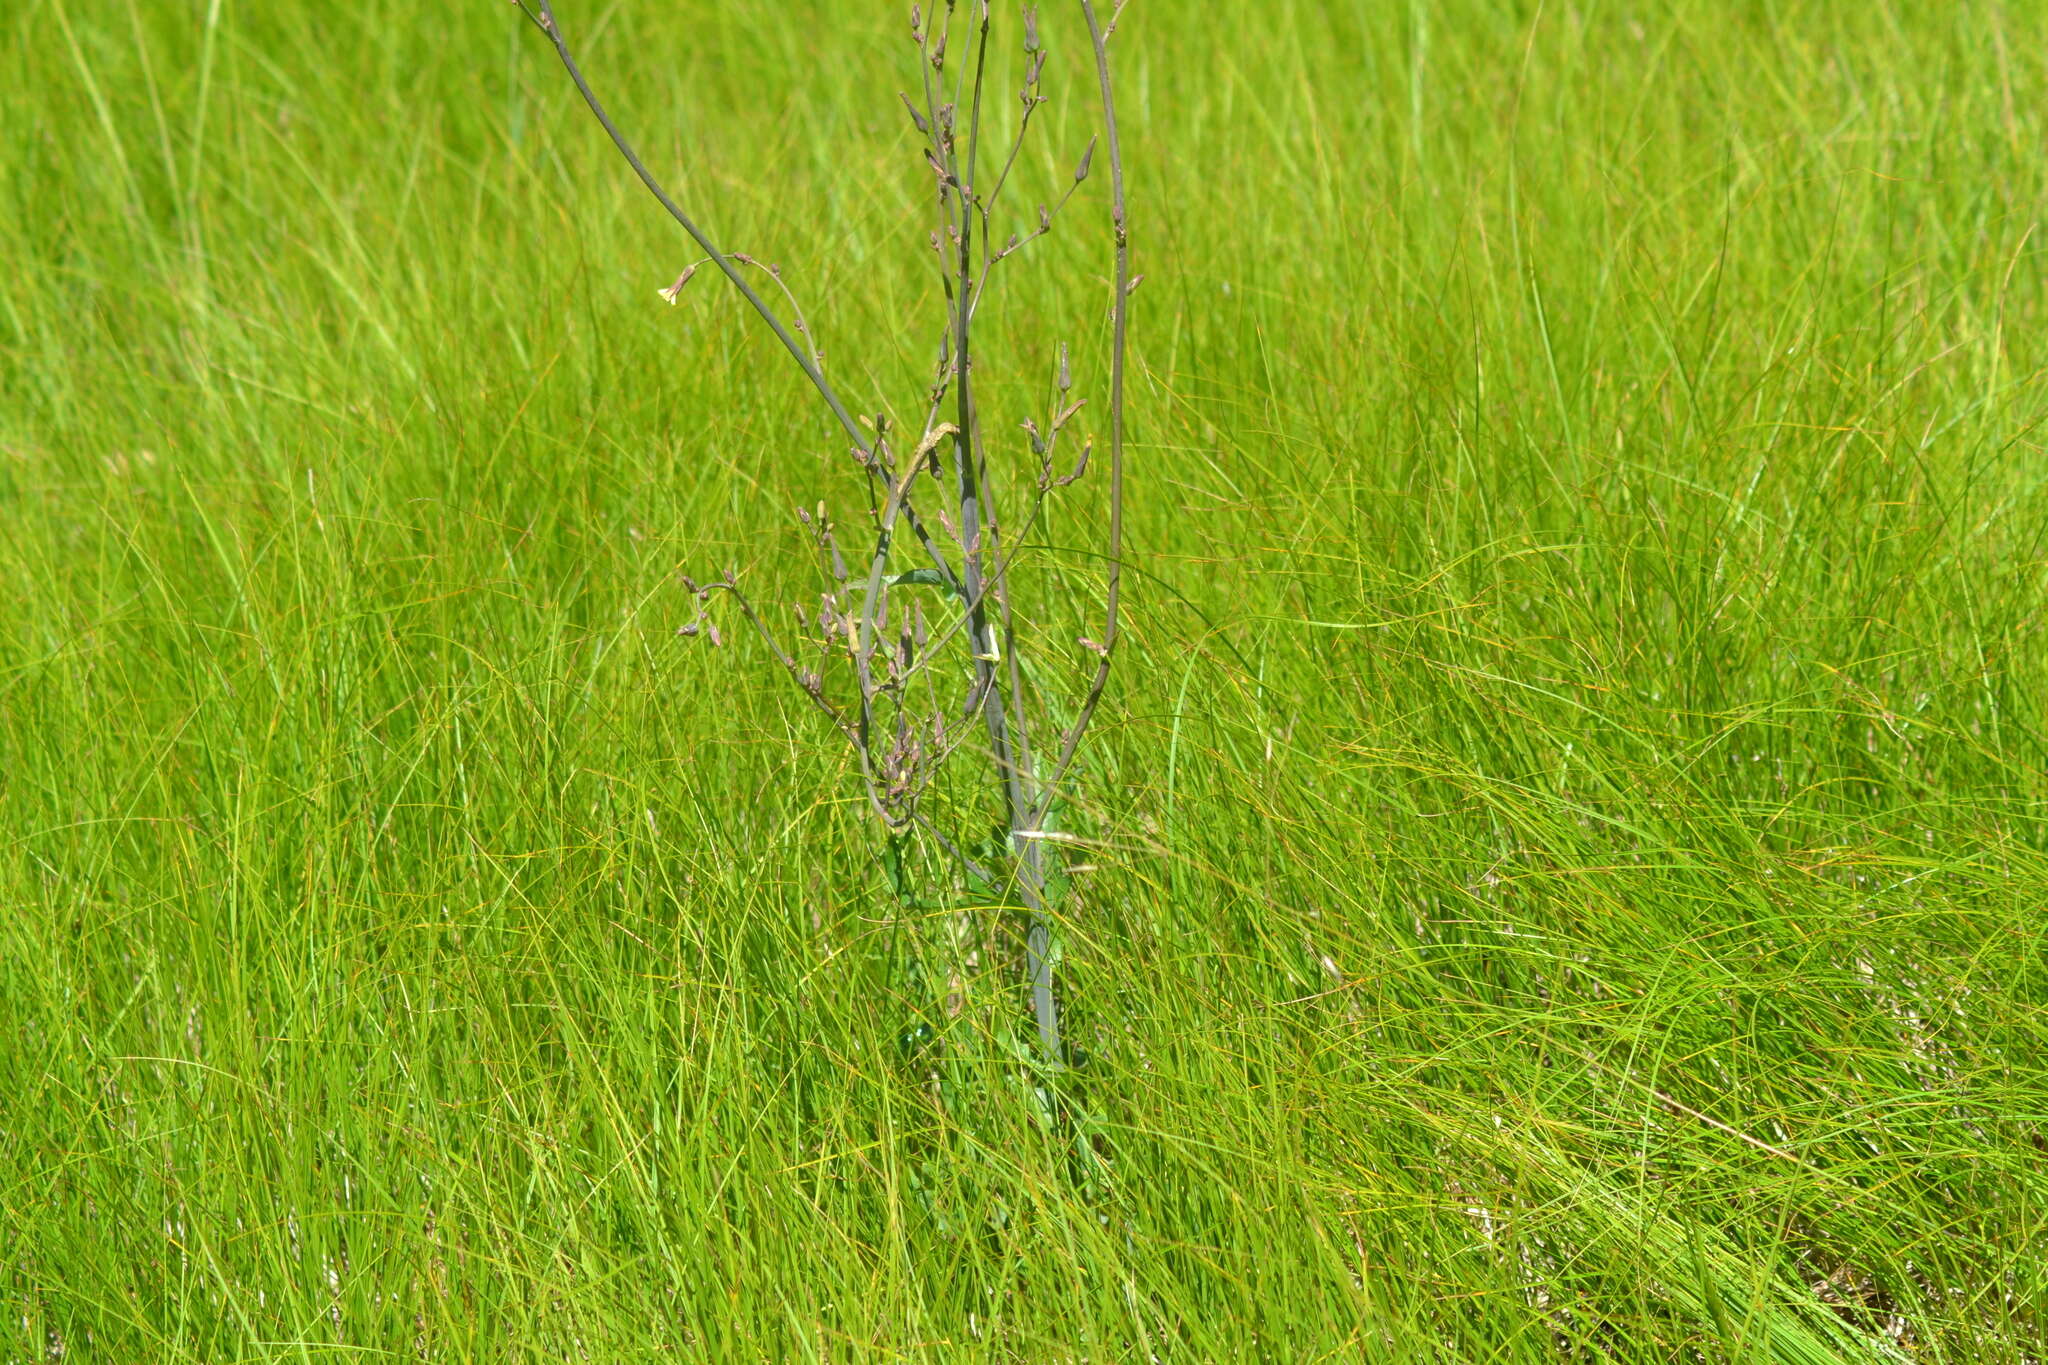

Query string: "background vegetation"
[4, 0, 2047, 1358]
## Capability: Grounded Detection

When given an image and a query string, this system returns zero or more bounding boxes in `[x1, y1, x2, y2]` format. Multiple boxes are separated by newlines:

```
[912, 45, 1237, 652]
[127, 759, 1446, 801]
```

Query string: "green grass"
[6, 0, 2048, 1358]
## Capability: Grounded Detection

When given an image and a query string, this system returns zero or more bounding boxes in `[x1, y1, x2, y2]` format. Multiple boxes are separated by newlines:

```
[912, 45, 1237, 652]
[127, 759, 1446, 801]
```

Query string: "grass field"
[6, 0, 2048, 1358]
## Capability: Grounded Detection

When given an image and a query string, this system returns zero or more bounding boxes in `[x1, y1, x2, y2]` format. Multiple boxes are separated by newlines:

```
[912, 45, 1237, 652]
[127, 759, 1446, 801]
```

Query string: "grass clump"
[3, 0, 2046, 1359]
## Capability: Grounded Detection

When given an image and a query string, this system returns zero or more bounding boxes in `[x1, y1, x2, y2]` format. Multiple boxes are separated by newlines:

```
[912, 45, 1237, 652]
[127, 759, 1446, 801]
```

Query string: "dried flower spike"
[657, 263, 699, 304]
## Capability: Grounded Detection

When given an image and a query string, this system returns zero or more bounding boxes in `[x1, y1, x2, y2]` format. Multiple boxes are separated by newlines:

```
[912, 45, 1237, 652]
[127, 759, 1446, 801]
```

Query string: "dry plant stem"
[526, 0, 962, 828]
[708, 583, 858, 745]
[523, 0, 1125, 1066]
[856, 453, 939, 823]
[522, 3, 864, 461]
[522, 0, 961, 597]
[945, 6, 1063, 1062]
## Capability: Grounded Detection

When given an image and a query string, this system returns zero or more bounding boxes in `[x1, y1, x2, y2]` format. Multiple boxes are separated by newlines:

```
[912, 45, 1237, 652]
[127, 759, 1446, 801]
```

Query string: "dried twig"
[518, 0, 1136, 1067]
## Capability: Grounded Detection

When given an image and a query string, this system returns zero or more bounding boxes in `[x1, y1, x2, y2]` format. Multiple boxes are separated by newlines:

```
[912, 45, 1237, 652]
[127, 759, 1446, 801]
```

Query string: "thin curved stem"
[530, 2, 866, 456]
[528, 1, 962, 598]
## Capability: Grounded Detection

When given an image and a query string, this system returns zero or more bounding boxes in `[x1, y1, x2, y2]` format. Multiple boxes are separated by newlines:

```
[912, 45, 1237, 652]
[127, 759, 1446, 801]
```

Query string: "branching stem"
[519, 0, 1134, 1071]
